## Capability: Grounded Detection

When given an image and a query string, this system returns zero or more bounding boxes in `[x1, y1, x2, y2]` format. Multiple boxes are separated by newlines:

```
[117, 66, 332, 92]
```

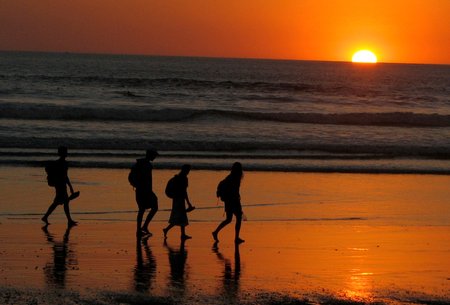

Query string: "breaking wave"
[1, 102, 449, 127]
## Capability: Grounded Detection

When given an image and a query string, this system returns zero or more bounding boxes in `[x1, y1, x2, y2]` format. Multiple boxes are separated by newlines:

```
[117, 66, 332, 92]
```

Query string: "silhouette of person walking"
[42, 225, 77, 289]
[212, 162, 245, 244]
[130, 149, 159, 237]
[42, 146, 78, 226]
[163, 164, 195, 240]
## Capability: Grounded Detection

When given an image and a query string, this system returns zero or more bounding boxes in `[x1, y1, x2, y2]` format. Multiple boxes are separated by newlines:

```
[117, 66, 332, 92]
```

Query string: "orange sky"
[1, 0, 449, 64]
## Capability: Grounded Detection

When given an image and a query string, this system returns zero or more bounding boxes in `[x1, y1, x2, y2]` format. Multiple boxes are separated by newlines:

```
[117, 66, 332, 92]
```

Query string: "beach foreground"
[0, 167, 449, 305]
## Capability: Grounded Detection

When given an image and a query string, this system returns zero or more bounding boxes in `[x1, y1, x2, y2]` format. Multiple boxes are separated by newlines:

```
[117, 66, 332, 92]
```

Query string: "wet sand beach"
[0, 167, 449, 304]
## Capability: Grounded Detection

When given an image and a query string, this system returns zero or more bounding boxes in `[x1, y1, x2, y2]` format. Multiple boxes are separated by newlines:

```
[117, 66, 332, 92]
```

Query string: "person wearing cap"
[42, 146, 78, 227]
[133, 149, 159, 237]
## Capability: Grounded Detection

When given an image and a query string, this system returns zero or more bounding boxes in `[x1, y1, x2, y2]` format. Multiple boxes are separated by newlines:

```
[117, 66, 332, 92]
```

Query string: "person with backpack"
[129, 149, 159, 237]
[42, 146, 78, 226]
[163, 164, 195, 240]
[212, 162, 245, 244]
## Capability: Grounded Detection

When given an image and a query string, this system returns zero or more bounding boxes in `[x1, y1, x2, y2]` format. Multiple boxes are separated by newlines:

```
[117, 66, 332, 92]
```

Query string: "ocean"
[0, 51, 449, 174]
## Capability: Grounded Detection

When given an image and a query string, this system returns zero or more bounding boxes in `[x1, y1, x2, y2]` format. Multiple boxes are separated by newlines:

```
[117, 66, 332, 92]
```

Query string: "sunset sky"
[1, 0, 449, 64]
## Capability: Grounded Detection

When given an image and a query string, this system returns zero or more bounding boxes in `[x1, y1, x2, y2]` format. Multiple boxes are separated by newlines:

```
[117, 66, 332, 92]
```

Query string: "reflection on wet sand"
[164, 239, 188, 296]
[213, 242, 241, 302]
[42, 225, 77, 289]
[133, 235, 157, 292]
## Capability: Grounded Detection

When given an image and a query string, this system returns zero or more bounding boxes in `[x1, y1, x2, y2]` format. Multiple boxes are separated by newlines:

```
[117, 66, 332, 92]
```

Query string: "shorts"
[224, 200, 242, 217]
[53, 186, 69, 205]
[136, 189, 158, 210]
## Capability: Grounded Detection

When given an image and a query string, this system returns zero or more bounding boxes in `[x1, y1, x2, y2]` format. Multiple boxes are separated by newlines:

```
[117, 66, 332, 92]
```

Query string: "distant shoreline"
[1, 163, 449, 175]
[2, 49, 449, 66]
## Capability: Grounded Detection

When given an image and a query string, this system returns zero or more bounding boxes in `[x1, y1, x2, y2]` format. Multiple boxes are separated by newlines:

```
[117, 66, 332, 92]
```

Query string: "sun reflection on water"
[344, 269, 375, 301]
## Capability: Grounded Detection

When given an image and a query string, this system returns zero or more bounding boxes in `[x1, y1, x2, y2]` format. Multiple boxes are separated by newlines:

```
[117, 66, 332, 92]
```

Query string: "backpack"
[216, 178, 228, 201]
[165, 175, 178, 198]
[128, 164, 139, 188]
[45, 161, 58, 187]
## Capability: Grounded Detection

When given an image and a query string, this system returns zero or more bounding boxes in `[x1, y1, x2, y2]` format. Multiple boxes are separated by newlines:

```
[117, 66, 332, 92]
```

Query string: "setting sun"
[352, 50, 377, 63]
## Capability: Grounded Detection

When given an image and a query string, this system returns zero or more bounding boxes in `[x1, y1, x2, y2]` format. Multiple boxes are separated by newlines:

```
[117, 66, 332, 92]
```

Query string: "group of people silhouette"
[42, 147, 245, 244]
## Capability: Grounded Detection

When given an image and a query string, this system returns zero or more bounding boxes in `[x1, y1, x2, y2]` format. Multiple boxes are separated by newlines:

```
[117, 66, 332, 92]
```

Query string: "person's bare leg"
[63, 201, 77, 226]
[163, 223, 175, 239]
[234, 213, 244, 244]
[42, 202, 58, 224]
[181, 225, 191, 240]
[212, 212, 232, 242]
[142, 206, 158, 233]
[136, 209, 145, 236]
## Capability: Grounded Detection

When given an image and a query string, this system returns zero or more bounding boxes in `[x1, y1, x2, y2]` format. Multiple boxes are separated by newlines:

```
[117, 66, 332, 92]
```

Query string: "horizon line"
[1, 49, 449, 66]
